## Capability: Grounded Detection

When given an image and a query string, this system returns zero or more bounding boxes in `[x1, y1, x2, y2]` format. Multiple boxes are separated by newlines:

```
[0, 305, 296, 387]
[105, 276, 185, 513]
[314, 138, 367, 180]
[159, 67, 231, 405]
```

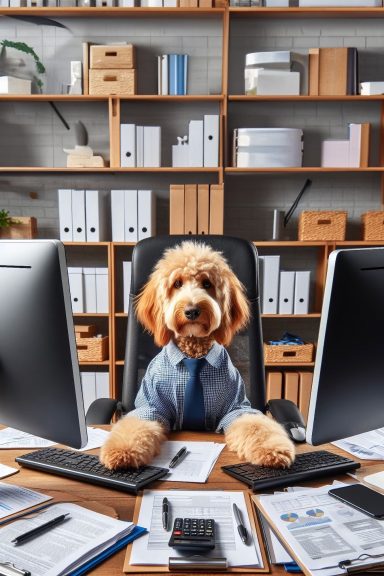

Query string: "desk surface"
[0, 432, 380, 575]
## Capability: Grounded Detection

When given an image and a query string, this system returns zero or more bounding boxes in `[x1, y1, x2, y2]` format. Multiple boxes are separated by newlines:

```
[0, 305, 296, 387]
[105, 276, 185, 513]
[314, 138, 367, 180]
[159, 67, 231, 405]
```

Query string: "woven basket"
[298, 211, 347, 241]
[264, 343, 314, 364]
[76, 335, 109, 362]
[361, 211, 384, 241]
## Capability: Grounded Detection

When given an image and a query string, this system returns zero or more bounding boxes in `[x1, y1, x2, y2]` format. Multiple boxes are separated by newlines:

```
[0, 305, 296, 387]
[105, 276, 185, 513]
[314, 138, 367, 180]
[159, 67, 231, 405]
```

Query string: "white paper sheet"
[0, 502, 134, 576]
[0, 463, 19, 479]
[333, 427, 384, 460]
[130, 490, 263, 568]
[258, 483, 384, 575]
[0, 427, 109, 451]
[150, 441, 225, 482]
[0, 483, 51, 519]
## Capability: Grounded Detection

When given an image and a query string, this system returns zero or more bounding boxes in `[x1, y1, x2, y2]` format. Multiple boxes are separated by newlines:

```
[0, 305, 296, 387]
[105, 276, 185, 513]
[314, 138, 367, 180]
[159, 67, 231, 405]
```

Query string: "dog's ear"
[135, 277, 173, 347]
[214, 272, 250, 347]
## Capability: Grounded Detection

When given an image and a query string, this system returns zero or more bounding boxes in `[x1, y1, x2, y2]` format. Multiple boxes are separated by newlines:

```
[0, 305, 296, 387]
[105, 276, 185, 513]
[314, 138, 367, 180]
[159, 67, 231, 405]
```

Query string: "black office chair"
[86, 235, 266, 425]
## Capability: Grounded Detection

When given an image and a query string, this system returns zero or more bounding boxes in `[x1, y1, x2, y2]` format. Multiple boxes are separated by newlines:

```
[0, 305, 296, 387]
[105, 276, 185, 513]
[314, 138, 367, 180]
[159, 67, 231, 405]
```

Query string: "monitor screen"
[306, 247, 384, 445]
[0, 240, 87, 449]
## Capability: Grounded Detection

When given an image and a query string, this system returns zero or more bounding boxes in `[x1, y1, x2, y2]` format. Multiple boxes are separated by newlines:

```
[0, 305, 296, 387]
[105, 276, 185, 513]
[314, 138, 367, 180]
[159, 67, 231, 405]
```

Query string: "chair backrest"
[121, 235, 266, 413]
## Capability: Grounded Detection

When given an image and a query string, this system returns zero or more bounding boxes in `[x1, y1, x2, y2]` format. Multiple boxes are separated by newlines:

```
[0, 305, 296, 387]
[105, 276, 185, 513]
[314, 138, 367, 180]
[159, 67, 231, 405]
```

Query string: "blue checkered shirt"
[128, 340, 260, 432]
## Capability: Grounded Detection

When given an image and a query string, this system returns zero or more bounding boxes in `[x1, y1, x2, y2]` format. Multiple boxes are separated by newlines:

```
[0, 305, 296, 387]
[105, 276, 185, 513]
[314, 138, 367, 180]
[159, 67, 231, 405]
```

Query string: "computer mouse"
[266, 399, 307, 443]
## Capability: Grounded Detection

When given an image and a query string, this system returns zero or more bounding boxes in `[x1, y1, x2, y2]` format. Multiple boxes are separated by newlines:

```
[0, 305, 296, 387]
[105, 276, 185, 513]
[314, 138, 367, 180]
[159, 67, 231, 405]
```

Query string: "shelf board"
[254, 241, 328, 247]
[0, 94, 223, 102]
[65, 242, 110, 247]
[73, 313, 110, 317]
[335, 240, 384, 246]
[262, 313, 321, 318]
[265, 362, 315, 367]
[0, 166, 220, 173]
[79, 360, 110, 366]
[229, 95, 384, 102]
[115, 313, 128, 318]
[229, 6, 384, 18]
[226, 167, 384, 173]
[0, 6, 224, 16]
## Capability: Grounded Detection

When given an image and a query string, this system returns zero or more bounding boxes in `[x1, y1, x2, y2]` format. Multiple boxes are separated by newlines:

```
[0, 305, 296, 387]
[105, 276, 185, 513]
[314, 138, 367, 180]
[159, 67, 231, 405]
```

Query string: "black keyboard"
[16, 447, 169, 494]
[222, 450, 360, 492]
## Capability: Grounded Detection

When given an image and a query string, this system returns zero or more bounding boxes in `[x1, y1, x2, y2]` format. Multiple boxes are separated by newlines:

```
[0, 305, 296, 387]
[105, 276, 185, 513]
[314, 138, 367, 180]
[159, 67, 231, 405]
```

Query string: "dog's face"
[135, 241, 250, 347]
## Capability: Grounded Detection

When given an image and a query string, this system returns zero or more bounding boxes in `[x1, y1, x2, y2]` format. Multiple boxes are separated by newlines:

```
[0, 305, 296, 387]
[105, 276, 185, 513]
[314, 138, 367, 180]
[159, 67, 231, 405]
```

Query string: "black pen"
[11, 513, 71, 545]
[169, 446, 188, 469]
[232, 503, 248, 544]
[162, 497, 170, 531]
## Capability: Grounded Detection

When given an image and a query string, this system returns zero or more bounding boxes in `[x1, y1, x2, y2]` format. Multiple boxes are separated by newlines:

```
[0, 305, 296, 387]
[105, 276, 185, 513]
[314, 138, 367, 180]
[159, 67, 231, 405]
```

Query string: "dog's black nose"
[184, 307, 201, 320]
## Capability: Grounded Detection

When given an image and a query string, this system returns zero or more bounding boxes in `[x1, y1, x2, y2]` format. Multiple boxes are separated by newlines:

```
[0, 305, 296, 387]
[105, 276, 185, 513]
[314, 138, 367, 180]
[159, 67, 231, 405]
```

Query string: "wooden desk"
[0, 433, 381, 575]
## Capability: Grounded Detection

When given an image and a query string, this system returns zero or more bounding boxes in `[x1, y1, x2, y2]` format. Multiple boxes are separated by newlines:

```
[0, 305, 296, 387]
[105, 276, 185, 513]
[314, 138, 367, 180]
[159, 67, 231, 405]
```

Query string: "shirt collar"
[166, 340, 224, 369]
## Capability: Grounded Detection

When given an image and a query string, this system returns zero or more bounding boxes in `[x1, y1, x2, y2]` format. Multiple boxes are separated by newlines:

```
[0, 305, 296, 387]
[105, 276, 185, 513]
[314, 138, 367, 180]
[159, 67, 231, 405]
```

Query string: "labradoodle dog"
[100, 241, 295, 470]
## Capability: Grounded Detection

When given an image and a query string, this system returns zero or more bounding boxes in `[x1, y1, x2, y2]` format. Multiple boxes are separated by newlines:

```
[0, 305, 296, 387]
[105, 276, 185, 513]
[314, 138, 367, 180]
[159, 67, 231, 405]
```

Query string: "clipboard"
[252, 494, 384, 576]
[123, 491, 270, 574]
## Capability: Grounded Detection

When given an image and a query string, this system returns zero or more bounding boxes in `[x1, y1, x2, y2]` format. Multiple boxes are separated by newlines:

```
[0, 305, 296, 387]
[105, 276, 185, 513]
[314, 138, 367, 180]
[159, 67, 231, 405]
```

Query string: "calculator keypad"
[168, 518, 215, 551]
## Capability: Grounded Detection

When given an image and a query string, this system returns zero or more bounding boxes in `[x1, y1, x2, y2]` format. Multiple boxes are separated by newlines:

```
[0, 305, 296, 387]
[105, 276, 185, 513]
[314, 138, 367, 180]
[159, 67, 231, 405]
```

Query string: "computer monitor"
[306, 247, 384, 446]
[0, 239, 87, 449]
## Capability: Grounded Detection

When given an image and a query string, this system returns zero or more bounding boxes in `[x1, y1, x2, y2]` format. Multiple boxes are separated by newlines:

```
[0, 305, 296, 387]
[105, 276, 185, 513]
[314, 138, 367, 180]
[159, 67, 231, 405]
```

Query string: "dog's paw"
[99, 416, 166, 470]
[225, 413, 295, 469]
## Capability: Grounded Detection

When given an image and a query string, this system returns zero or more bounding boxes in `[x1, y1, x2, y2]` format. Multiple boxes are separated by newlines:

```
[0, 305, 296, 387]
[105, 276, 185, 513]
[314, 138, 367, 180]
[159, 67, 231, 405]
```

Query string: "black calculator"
[168, 518, 215, 552]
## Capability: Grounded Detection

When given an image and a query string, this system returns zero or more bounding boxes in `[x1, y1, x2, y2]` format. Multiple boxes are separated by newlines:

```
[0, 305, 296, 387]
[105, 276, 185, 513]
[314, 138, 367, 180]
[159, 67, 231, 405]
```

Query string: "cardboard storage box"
[75, 325, 109, 362]
[90, 44, 135, 70]
[298, 210, 347, 241]
[361, 211, 384, 241]
[89, 68, 136, 95]
[264, 342, 314, 363]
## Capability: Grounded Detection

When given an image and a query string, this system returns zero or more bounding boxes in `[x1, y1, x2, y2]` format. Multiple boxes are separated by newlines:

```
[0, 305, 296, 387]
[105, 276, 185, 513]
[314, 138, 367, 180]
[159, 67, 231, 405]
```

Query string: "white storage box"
[0, 76, 32, 95]
[233, 128, 303, 168]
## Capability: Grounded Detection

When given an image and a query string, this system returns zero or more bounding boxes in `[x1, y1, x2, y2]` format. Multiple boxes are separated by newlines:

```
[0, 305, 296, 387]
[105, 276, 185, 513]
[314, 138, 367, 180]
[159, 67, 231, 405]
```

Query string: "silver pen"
[232, 503, 248, 544]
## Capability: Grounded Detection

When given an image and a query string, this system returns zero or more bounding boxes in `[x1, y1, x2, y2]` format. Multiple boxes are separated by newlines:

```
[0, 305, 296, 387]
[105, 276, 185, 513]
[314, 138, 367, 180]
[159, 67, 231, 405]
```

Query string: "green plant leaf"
[1, 39, 45, 88]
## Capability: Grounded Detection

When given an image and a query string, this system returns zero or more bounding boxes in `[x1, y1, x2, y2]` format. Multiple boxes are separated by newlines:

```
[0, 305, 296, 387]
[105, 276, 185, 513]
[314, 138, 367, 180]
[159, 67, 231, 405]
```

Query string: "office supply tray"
[16, 447, 169, 494]
[222, 450, 360, 492]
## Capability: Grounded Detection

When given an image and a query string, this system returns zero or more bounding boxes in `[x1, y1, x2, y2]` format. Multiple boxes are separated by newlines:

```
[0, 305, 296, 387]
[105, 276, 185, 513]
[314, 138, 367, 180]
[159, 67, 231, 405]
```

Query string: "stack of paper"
[0, 426, 110, 451]
[150, 441, 225, 483]
[332, 426, 384, 460]
[0, 502, 144, 576]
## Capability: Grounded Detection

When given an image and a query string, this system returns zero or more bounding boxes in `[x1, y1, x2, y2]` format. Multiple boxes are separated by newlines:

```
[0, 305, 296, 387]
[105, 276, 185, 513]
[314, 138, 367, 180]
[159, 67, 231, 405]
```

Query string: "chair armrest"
[85, 398, 118, 425]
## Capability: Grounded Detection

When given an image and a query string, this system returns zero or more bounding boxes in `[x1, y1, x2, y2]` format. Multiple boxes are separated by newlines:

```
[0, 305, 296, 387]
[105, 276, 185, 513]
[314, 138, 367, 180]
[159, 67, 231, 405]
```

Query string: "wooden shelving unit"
[3, 4, 384, 398]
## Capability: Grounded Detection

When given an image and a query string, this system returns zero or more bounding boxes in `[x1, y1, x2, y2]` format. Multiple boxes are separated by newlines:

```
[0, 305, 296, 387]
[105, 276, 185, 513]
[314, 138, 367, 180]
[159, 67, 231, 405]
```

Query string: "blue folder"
[70, 525, 147, 576]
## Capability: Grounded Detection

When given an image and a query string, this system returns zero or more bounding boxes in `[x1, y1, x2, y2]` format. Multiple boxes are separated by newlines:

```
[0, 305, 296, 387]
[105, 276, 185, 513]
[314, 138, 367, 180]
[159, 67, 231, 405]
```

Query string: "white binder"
[278, 270, 295, 314]
[58, 188, 73, 242]
[96, 372, 110, 399]
[68, 267, 84, 313]
[83, 267, 97, 313]
[111, 189, 125, 242]
[258, 255, 264, 306]
[138, 190, 156, 241]
[188, 120, 204, 167]
[120, 124, 136, 168]
[123, 261, 132, 313]
[161, 55, 168, 96]
[96, 268, 109, 313]
[261, 255, 280, 314]
[85, 190, 108, 242]
[143, 126, 161, 167]
[294, 270, 311, 314]
[124, 189, 138, 242]
[203, 114, 219, 167]
[136, 126, 144, 167]
[72, 189, 86, 242]
[80, 372, 96, 413]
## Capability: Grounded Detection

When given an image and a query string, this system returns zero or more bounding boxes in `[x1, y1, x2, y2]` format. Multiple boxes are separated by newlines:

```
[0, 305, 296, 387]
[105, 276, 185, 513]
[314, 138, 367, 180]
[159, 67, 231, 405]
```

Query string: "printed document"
[0, 502, 134, 576]
[150, 441, 225, 482]
[333, 427, 384, 460]
[0, 483, 51, 519]
[256, 483, 384, 575]
[0, 426, 109, 451]
[130, 490, 263, 568]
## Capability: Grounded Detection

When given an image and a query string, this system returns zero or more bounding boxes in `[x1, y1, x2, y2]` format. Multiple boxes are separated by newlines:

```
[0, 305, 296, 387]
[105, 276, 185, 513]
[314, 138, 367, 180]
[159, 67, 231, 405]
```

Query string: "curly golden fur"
[100, 241, 295, 470]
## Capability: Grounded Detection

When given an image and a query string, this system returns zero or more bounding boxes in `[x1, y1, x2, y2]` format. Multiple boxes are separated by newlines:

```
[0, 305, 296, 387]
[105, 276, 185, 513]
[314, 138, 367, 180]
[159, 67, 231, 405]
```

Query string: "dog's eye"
[174, 279, 183, 289]
[202, 279, 212, 289]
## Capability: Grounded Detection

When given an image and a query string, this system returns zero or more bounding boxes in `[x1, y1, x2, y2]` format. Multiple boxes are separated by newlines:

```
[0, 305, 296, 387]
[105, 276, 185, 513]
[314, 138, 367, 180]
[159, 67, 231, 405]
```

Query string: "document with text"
[0, 483, 51, 519]
[129, 490, 263, 568]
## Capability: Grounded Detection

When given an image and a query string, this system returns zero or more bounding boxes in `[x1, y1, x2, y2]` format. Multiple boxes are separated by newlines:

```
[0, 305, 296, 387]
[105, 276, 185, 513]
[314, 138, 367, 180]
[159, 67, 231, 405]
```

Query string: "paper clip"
[0, 562, 31, 576]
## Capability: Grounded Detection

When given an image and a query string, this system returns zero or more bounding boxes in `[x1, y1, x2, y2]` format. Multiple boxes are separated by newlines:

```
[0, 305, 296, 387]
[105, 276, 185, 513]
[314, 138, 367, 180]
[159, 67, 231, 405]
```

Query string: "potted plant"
[0, 40, 46, 91]
[0, 210, 37, 239]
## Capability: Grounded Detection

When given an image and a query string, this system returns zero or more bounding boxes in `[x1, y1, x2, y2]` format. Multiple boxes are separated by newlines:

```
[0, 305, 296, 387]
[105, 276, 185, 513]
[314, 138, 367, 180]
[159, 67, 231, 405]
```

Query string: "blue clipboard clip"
[0, 562, 31, 576]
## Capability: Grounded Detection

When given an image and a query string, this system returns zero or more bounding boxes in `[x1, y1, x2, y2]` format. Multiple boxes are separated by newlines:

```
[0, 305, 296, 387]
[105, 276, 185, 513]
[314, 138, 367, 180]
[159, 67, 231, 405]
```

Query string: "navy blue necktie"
[182, 358, 206, 430]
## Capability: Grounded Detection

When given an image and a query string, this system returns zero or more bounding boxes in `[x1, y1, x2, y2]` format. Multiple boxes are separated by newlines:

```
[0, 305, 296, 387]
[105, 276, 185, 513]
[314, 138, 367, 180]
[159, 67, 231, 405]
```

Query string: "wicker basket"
[298, 211, 347, 241]
[76, 332, 109, 362]
[264, 343, 314, 364]
[361, 211, 384, 241]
